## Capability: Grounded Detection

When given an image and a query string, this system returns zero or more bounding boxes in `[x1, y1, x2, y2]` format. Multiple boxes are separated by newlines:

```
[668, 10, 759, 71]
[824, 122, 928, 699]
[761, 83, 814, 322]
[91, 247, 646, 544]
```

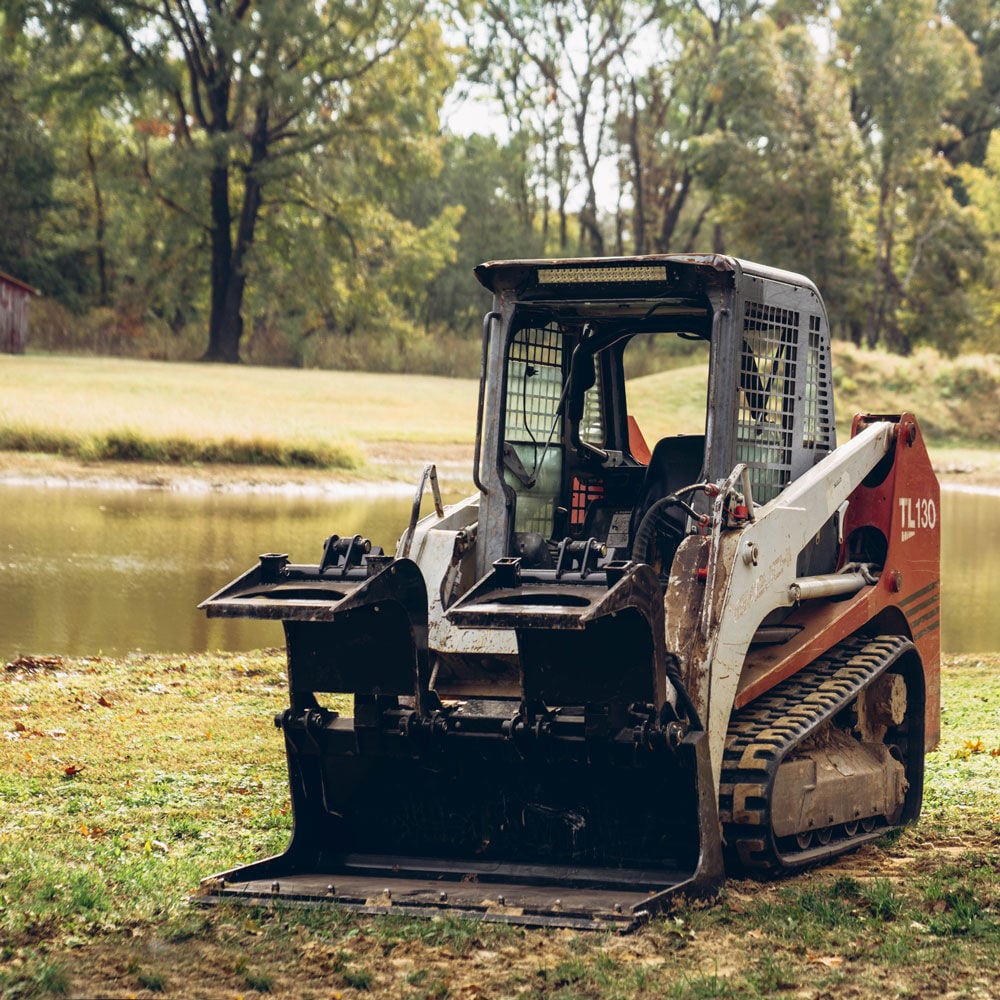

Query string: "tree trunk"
[202, 161, 239, 362]
[628, 81, 646, 255]
[655, 167, 693, 253]
[202, 106, 268, 363]
[85, 137, 109, 307]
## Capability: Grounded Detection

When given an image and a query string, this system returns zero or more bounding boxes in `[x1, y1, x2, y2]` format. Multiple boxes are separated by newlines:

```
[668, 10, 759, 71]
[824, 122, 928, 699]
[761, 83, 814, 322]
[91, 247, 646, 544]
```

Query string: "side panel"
[842, 413, 941, 747]
[735, 413, 941, 750]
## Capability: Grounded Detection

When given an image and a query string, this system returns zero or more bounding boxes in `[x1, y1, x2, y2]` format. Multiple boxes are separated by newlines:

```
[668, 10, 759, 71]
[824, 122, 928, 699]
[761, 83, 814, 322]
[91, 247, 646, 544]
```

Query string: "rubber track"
[719, 634, 914, 871]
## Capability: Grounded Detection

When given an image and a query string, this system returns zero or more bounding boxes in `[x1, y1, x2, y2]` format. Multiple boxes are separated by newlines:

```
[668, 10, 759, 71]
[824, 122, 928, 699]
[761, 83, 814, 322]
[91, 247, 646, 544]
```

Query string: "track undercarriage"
[721, 635, 925, 871]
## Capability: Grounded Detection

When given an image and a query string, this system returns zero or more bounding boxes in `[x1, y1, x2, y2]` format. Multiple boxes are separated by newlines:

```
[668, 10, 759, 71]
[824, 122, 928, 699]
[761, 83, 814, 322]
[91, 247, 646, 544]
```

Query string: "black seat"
[629, 435, 706, 570]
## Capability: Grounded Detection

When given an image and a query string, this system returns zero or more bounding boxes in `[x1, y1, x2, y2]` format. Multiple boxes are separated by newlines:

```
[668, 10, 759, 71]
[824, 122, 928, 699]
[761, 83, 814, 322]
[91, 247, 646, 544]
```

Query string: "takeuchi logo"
[898, 496, 937, 542]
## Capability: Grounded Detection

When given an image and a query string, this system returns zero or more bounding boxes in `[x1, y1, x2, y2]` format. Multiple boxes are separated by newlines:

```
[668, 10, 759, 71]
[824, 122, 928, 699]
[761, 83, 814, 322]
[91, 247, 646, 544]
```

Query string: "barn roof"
[0, 270, 39, 295]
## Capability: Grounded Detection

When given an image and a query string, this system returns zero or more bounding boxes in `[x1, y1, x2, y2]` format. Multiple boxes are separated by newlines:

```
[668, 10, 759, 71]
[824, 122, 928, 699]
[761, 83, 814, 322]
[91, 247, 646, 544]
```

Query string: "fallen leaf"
[63, 764, 84, 778]
[14, 721, 27, 733]
[807, 955, 844, 968]
[97, 695, 113, 708]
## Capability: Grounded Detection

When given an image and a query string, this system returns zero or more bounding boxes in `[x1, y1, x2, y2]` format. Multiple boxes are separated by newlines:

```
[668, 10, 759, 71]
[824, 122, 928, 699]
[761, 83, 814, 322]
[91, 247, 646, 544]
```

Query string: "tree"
[471, 0, 665, 256]
[397, 132, 546, 333]
[623, 0, 772, 256]
[680, 17, 864, 328]
[840, 0, 979, 350]
[957, 129, 1000, 352]
[940, 0, 1000, 169]
[59, 0, 454, 362]
[0, 60, 56, 285]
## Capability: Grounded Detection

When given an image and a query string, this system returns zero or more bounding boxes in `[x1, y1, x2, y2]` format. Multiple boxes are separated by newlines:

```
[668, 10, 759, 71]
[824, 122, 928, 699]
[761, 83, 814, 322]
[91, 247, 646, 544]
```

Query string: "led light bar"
[537, 265, 668, 284]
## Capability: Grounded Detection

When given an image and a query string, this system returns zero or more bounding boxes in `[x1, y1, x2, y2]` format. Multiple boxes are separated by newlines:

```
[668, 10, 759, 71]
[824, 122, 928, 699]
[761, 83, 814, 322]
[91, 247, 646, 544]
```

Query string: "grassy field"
[2, 346, 1000, 480]
[0, 355, 479, 471]
[0, 651, 997, 999]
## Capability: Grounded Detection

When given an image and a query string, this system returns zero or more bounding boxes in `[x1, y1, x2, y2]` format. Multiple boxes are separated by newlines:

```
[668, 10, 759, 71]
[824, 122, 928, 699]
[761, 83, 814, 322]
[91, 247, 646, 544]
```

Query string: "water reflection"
[939, 486, 1000, 654]
[0, 484, 415, 658]
[1, 482, 997, 657]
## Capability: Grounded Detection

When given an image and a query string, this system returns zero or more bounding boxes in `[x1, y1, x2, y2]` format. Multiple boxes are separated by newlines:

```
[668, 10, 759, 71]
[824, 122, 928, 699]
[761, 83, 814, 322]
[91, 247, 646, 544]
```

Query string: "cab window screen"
[504, 324, 564, 536]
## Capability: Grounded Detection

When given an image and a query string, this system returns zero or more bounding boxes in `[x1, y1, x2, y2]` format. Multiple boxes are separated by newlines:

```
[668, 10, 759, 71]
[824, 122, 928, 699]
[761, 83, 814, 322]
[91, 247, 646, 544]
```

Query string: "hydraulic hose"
[633, 495, 684, 571]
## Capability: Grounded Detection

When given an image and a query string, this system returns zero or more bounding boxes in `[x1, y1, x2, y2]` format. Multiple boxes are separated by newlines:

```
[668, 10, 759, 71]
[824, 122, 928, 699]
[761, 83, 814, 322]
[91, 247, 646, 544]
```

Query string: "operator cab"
[473, 255, 838, 583]
[499, 307, 710, 576]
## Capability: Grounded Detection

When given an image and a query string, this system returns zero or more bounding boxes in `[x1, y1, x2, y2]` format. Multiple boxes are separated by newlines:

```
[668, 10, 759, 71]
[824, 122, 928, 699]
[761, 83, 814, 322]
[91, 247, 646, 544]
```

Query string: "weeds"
[244, 968, 274, 993]
[0, 424, 358, 470]
[137, 969, 168, 992]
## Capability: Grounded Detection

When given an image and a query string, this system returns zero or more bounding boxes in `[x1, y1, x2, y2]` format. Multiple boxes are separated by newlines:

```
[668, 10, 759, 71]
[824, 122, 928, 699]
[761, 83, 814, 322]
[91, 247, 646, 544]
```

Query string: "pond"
[0, 481, 997, 658]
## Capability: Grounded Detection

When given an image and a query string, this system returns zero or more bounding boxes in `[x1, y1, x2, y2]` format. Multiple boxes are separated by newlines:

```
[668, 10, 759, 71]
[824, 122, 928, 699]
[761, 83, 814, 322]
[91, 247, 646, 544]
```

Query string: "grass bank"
[0, 355, 478, 474]
[1, 651, 997, 998]
[2, 347, 1000, 483]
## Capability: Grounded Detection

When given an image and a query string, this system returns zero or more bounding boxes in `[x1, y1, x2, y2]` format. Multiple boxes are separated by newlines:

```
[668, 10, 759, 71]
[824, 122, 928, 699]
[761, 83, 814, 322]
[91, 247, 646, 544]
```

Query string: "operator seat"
[629, 434, 706, 573]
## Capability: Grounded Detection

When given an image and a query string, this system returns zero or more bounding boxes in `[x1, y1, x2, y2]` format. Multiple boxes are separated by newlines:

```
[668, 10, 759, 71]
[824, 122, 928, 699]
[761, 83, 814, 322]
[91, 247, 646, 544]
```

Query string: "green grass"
[0, 651, 996, 998]
[0, 354, 479, 469]
[2, 348, 1000, 479]
[0, 424, 359, 470]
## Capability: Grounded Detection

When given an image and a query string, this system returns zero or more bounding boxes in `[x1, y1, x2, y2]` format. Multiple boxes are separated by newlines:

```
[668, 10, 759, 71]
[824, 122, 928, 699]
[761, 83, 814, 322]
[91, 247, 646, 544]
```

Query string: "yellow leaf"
[808, 954, 844, 968]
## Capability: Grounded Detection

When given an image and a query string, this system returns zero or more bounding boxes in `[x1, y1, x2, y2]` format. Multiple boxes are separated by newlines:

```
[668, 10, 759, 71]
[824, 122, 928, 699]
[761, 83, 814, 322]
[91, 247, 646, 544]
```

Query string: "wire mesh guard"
[737, 302, 795, 503]
[505, 325, 565, 536]
[737, 302, 830, 504]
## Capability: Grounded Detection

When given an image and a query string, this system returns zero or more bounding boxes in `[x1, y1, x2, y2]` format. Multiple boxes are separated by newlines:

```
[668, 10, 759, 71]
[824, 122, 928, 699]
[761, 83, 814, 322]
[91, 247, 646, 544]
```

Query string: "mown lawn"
[0, 651, 996, 999]
[4, 350, 1000, 480]
[0, 355, 479, 470]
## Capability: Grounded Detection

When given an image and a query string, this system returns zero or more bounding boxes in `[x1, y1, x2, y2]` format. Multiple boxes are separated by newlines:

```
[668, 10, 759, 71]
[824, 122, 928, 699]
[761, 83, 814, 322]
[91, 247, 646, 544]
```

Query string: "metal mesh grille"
[737, 303, 798, 504]
[506, 326, 564, 439]
[570, 478, 605, 527]
[802, 314, 833, 450]
[506, 325, 565, 536]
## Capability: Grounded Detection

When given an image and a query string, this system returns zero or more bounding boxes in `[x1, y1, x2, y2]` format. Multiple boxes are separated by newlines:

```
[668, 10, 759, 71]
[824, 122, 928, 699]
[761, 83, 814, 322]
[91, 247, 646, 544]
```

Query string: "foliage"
[958, 130, 1000, 352]
[840, 0, 981, 353]
[4, 1, 1000, 364]
[26, 0, 461, 362]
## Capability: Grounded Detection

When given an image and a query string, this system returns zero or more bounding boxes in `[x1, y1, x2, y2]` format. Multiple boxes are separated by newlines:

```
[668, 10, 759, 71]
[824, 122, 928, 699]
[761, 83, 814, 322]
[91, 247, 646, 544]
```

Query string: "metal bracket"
[401, 464, 446, 559]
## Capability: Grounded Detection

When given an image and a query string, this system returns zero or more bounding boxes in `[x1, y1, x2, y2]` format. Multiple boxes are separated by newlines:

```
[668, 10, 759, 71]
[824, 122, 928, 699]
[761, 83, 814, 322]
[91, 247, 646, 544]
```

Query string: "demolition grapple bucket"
[198, 534, 723, 931]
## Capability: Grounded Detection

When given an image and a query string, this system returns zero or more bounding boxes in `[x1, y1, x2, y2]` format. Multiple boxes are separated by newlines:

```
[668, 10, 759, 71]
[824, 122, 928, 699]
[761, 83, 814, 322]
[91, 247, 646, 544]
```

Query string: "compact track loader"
[200, 255, 940, 930]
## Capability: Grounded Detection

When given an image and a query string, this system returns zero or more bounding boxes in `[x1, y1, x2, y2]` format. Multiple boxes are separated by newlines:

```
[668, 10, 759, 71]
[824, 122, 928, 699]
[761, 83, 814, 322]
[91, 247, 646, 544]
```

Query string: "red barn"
[1, 270, 39, 353]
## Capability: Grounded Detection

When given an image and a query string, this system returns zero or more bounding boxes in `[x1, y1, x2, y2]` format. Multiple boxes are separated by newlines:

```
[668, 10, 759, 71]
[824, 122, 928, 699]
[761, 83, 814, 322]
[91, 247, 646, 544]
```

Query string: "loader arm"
[677, 419, 896, 793]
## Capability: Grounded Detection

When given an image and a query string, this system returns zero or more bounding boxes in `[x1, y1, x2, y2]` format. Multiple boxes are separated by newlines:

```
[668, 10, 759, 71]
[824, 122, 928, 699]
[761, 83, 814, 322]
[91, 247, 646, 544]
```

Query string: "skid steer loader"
[200, 254, 940, 930]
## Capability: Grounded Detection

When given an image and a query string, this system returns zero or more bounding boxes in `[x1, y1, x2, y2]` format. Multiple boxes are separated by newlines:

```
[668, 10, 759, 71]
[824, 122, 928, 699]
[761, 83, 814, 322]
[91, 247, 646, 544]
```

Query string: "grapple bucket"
[199, 544, 723, 931]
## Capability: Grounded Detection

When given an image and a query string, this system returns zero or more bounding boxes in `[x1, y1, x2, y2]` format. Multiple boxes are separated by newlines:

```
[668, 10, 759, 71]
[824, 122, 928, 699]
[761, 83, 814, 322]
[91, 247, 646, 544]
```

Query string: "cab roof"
[473, 254, 819, 299]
